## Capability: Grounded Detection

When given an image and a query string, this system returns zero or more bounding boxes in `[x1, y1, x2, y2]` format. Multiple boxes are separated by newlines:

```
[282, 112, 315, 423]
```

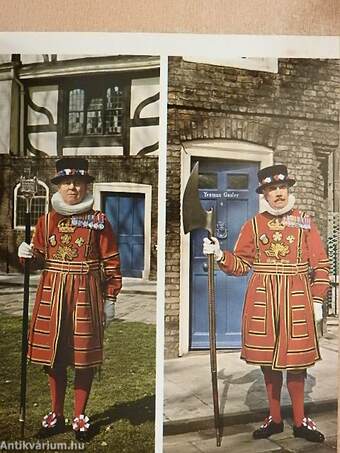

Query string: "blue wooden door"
[103, 193, 145, 278]
[190, 159, 259, 349]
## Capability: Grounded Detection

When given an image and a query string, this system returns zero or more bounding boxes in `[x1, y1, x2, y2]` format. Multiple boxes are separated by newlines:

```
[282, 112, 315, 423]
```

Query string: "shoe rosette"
[42, 411, 58, 428]
[72, 414, 90, 432]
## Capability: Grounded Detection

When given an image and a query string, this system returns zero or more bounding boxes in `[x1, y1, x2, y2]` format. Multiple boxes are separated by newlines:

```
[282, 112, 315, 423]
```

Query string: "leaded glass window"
[106, 86, 123, 134]
[14, 180, 49, 229]
[65, 81, 124, 140]
[68, 89, 84, 135]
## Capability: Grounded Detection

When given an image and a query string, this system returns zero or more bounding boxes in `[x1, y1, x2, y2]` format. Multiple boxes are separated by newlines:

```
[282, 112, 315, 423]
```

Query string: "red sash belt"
[45, 259, 101, 274]
[253, 262, 309, 275]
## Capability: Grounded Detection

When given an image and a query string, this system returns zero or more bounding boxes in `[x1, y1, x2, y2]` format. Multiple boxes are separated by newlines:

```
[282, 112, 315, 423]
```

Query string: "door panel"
[103, 193, 145, 278]
[190, 158, 259, 349]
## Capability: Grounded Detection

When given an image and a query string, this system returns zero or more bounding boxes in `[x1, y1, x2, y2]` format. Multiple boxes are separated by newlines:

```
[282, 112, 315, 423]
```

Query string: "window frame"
[60, 75, 131, 149]
[13, 179, 49, 231]
[22, 67, 160, 157]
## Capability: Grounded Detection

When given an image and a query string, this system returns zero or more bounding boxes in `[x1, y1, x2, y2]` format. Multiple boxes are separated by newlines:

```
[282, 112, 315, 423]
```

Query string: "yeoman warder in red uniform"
[18, 157, 122, 441]
[203, 164, 330, 443]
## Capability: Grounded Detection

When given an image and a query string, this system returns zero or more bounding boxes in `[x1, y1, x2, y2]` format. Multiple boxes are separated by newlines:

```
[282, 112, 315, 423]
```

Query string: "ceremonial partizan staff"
[18, 175, 38, 439]
[183, 162, 222, 447]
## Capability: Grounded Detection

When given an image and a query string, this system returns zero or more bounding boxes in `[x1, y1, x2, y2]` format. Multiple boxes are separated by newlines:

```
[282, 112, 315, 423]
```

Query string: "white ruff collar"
[261, 194, 295, 216]
[51, 191, 94, 215]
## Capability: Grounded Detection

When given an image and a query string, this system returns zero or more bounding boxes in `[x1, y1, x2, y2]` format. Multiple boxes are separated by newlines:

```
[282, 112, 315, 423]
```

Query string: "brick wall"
[165, 57, 340, 358]
[0, 155, 158, 279]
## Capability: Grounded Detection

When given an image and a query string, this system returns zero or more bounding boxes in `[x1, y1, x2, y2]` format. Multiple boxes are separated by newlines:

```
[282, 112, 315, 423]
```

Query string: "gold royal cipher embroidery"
[61, 234, 71, 245]
[265, 242, 290, 260]
[53, 245, 78, 261]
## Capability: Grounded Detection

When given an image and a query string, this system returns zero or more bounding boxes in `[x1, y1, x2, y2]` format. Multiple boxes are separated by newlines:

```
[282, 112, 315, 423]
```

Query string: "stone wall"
[165, 57, 340, 358]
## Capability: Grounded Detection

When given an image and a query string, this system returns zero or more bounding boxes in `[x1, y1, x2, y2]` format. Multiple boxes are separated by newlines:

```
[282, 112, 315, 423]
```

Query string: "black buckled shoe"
[37, 411, 66, 438]
[72, 414, 91, 442]
[293, 417, 325, 443]
[253, 416, 284, 439]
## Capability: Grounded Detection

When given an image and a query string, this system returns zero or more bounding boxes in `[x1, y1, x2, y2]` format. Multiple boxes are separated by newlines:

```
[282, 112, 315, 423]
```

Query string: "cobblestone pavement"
[0, 274, 156, 324]
[164, 410, 337, 452]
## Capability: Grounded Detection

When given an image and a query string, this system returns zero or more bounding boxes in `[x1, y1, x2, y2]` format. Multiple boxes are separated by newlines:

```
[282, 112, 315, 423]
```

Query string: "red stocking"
[287, 371, 305, 427]
[261, 367, 283, 423]
[47, 366, 67, 416]
[74, 368, 95, 417]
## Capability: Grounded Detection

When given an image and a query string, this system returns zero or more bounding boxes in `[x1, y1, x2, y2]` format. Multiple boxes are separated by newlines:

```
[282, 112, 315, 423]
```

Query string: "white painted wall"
[130, 125, 159, 156]
[0, 80, 12, 154]
[63, 147, 124, 156]
[27, 85, 58, 125]
[0, 55, 11, 64]
[131, 77, 160, 118]
[28, 132, 57, 156]
[21, 55, 45, 64]
[130, 77, 160, 156]
[26, 85, 58, 156]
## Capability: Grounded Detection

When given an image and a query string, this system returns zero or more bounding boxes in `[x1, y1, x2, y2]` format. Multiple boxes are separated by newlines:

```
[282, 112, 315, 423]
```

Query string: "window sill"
[63, 136, 123, 147]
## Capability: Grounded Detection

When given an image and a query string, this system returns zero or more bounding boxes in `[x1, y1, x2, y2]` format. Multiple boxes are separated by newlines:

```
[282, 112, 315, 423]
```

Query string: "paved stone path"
[0, 274, 156, 324]
[164, 409, 338, 452]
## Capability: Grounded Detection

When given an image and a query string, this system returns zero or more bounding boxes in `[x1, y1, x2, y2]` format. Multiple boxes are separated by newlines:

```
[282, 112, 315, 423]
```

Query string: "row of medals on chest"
[49, 214, 105, 260]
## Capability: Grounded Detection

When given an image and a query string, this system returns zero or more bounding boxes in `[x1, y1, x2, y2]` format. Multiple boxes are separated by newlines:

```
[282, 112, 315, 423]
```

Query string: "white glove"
[104, 299, 116, 327]
[314, 302, 323, 322]
[18, 242, 34, 259]
[203, 236, 223, 261]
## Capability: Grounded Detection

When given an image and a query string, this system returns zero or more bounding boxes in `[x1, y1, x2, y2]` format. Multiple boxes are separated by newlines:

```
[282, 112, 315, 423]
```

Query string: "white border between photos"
[0, 33, 339, 57]
[155, 55, 167, 453]
[0, 33, 340, 453]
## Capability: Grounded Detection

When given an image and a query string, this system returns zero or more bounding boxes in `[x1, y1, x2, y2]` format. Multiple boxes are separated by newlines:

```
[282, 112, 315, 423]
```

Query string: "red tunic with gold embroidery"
[27, 209, 122, 369]
[219, 209, 330, 371]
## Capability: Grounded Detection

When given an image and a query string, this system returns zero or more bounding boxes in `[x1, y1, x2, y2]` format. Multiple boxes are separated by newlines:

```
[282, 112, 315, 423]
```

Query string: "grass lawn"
[0, 314, 156, 452]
